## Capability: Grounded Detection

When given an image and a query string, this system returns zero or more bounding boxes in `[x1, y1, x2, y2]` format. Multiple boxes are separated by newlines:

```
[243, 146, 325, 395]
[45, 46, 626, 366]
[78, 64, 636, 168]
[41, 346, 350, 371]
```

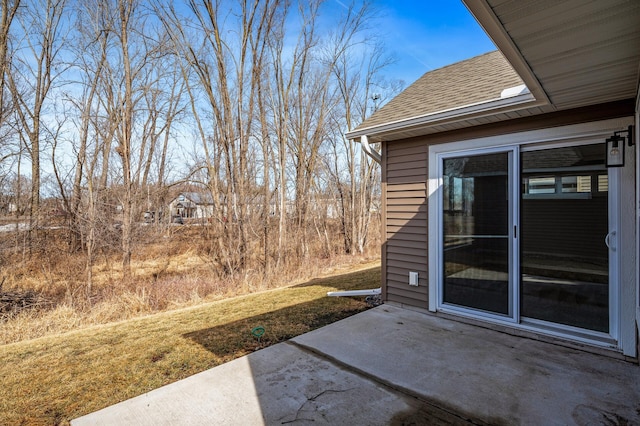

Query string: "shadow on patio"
[72, 303, 640, 425]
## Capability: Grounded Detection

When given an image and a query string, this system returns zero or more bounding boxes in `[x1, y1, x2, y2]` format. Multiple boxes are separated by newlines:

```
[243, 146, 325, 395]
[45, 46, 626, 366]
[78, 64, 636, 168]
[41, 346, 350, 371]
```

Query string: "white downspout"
[326, 134, 382, 300]
[361, 134, 381, 164]
[327, 288, 381, 297]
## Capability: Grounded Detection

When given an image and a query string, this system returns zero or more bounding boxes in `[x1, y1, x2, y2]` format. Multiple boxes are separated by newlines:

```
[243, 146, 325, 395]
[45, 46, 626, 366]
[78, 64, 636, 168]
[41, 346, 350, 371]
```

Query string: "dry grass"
[0, 253, 378, 344]
[0, 262, 380, 425]
[0, 223, 380, 344]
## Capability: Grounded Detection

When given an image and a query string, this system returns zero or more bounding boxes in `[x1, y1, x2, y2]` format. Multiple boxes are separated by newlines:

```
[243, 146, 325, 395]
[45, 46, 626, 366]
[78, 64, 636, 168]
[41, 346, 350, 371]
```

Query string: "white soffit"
[464, 0, 640, 110]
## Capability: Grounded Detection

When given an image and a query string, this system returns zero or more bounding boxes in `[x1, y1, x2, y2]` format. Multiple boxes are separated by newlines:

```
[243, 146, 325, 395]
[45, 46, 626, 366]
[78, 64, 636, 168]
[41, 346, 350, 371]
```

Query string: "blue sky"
[372, 1, 496, 84]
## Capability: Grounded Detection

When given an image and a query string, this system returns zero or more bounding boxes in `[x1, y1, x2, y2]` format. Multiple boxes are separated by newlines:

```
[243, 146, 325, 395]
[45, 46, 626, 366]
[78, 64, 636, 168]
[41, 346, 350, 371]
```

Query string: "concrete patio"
[72, 304, 640, 425]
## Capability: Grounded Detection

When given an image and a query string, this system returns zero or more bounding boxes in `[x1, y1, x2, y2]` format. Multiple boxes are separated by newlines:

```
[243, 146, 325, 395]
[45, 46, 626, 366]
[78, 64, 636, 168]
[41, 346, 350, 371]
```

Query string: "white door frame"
[428, 117, 635, 354]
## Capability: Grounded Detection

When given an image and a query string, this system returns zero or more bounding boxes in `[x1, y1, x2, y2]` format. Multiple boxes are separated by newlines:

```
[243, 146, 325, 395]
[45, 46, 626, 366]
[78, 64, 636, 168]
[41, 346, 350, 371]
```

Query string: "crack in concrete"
[286, 340, 491, 425]
[280, 387, 356, 424]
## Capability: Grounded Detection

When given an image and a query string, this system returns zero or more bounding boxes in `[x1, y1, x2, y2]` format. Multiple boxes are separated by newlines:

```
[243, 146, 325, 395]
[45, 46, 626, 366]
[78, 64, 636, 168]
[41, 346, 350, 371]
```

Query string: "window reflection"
[443, 152, 510, 315]
[521, 144, 609, 332]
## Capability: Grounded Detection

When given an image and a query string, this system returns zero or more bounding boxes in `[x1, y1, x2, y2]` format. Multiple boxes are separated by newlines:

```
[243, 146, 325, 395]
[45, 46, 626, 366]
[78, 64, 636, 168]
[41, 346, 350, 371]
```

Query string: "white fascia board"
[346, 92, 538, 140]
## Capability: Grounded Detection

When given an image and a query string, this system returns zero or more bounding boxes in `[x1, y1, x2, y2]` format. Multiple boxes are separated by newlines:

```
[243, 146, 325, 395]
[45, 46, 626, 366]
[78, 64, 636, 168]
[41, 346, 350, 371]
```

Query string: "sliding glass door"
[442, 150, 514, 318]
[439, 142, 614, 336]
[520, 144, 610, 332]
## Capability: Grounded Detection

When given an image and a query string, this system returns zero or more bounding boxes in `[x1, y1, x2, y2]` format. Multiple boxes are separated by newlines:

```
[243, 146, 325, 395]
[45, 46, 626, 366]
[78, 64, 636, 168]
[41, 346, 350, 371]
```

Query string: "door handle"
[605, 231, 616, 251]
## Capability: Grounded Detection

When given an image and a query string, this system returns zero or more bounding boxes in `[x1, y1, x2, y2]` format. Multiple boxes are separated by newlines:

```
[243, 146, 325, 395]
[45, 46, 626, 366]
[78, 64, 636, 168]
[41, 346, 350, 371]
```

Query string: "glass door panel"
[520, 144, 609, 332]
[442, 152, 511, 316]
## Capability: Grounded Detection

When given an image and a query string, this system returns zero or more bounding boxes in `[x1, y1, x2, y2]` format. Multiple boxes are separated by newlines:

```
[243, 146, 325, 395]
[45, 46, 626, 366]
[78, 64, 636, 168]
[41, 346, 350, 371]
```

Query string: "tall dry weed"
[0, 219, 380, 344]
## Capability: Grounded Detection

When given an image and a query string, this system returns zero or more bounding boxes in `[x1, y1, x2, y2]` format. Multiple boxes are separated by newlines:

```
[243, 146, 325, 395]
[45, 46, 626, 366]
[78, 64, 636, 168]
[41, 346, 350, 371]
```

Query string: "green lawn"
[0, 264, 380, 425]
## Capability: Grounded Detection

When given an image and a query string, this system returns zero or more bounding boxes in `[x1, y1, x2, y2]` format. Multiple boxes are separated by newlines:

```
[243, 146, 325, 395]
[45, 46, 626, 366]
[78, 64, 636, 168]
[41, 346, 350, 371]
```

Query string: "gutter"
[360, 134, 381, 164]
[346, 91, 540, 141]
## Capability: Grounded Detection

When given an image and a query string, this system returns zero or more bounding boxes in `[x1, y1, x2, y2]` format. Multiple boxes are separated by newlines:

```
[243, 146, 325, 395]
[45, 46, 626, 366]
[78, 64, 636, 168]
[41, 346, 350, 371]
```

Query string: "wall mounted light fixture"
[606, 125, 634, 167]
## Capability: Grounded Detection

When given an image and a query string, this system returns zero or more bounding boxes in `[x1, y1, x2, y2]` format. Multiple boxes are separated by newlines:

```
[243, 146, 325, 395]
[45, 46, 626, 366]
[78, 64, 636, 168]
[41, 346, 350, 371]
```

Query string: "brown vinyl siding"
[383, 140, 428, 307]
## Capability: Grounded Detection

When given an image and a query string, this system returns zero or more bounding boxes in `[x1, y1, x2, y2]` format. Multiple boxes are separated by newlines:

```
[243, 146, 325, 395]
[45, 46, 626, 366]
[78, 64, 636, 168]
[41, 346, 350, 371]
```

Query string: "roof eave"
[346, 92, 540, 140]
[462, 0, 551, 106]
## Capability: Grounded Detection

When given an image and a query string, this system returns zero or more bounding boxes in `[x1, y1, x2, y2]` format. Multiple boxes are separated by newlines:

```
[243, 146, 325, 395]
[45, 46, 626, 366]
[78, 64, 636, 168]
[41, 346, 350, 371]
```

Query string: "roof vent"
[500, 84, 529, 99]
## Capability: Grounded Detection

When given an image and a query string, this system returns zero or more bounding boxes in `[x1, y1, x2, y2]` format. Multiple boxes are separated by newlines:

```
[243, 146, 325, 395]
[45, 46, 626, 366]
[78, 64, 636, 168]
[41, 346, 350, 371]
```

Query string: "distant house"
[168, 192, 215, 220]
[309, 196, 340, 219]
[346, 1, 640, 359]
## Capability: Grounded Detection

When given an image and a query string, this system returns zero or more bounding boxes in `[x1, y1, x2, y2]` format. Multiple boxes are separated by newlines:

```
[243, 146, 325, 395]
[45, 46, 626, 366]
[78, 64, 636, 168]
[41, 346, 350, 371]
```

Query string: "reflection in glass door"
[520, 144, 609, 332]
[438, 142, 615, 339]
[442, 152, 512, 316]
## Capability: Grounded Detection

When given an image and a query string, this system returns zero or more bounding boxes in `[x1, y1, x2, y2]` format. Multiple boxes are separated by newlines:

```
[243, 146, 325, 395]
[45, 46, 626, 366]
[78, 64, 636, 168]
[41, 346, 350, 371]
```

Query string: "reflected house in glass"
[345, 1, 640, 359]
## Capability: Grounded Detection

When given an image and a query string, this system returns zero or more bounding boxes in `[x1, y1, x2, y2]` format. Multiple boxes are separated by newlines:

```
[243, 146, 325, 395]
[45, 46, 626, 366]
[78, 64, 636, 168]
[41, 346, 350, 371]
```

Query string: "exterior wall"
[382, 140, 429, 306]
[380, 100, 635, 311]
[636, 92, 640, 355]
[195, 205, 214, 219]
[168, 195, 214, 219]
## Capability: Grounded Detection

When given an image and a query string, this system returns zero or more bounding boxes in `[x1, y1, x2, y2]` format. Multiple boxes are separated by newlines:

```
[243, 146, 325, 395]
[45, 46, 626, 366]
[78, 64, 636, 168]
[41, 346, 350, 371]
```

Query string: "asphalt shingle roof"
[181, 192, 215, 205]
[352, 50, 524, 134]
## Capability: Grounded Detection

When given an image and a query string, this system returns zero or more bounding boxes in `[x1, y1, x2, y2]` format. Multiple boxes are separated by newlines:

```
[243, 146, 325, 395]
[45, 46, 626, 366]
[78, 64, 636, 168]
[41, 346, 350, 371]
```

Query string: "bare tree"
[0, 0, 395, 320]
[115, 0, 136, 276]
[0, 0, 20, 177]
[0, 0, 19, 124]
[7, 0, 67, 225]
[96, 0, 169, 277]
[138, 54, 185, 219]
[159, 0, 282, 274]
[44, 0, 110, 257]
[324, 0, 397, 255]
[264, 0, 323, 264]
[284, 0, 382, 257]
[48, 0, 114, 293]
